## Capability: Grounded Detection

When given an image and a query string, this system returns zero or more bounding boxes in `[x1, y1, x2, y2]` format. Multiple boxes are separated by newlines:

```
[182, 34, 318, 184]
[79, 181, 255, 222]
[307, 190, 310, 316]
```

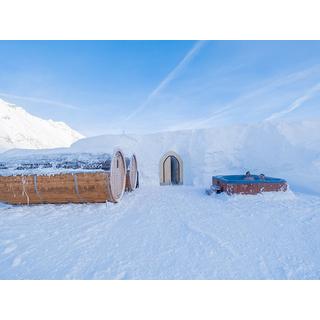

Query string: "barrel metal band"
[73, 174, 84, 202]
[73, 174, 79, 195]
[34, 175, 38, 194]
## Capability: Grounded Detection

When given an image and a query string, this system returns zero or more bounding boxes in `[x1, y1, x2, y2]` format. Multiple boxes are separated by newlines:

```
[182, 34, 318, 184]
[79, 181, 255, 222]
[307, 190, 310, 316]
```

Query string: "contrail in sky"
[188, 64, 320, 129]
[121, 40, 207, 124]
[0, 92, 81, 110]
[265, 82, 320, 121]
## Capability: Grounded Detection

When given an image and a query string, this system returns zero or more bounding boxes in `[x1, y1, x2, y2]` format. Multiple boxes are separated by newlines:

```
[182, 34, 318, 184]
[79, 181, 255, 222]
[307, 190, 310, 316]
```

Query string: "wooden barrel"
[0, 149, 127, 205]
[125, 154, 138, 192]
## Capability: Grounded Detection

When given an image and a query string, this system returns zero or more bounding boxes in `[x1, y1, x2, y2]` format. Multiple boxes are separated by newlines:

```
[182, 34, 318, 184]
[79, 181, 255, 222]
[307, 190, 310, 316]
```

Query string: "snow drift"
[0, 98, 83, 151]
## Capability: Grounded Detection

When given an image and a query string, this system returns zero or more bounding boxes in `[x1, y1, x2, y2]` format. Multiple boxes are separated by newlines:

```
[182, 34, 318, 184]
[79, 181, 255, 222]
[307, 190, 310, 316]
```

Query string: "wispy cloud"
[177, 64, 320, 130]
[0, 92, 81, 110]
[120, 41, 207, 124]
[265, 82, 320, 121]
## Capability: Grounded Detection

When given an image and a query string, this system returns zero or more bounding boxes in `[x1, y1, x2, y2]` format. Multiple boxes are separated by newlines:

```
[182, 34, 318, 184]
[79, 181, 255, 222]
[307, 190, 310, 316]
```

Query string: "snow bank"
[2, 120, 320, 194]
[69, 120, 320, 194]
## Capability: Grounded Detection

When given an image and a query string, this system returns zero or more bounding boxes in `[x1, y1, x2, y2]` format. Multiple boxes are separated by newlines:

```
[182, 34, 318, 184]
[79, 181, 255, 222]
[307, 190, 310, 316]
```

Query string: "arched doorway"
[159, 151, 183, 185]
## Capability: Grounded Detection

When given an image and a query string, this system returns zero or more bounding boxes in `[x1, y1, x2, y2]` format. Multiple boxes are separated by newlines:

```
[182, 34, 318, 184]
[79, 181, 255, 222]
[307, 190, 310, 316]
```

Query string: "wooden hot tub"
[211, 175, 287, 195]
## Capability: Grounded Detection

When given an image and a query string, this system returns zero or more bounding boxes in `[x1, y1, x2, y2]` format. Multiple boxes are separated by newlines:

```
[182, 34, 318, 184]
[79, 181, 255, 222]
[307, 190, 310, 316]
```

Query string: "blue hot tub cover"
[213, 175, 287, 184]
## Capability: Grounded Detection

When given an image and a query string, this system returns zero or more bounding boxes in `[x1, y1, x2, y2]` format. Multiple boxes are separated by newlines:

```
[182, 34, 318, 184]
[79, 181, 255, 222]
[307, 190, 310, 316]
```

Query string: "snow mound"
[69, 120, 320, 194]
[0, 98, 83, 151]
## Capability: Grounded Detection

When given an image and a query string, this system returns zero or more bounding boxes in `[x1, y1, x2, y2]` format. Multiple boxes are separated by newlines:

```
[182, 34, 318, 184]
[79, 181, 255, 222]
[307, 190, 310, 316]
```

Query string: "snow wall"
[2, 120, 320, 194]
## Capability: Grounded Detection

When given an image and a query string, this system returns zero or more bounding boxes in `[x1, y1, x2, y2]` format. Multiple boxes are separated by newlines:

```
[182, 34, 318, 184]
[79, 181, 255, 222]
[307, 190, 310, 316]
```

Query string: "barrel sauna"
[0, 149, 127, 205]
[125, 154, 138, 192]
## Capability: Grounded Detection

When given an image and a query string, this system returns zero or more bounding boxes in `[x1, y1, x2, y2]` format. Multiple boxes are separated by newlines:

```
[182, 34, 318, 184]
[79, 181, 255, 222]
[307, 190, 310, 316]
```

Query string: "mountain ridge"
[0, 98, 84, 151]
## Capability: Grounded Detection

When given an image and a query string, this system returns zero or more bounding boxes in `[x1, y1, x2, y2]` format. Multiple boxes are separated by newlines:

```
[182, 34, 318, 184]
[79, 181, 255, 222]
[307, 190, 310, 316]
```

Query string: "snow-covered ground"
[1, 186, 319, 279]
[1, 117, 320, 279]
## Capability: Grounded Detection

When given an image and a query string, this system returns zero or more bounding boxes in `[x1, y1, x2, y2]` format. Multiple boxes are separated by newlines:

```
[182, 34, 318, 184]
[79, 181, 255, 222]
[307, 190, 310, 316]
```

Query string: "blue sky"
[1, 41, 320, 136]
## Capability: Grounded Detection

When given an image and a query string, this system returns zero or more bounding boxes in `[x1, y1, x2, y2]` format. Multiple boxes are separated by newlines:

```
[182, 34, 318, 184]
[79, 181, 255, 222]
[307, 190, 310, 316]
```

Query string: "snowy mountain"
[0, 98, 83, 151]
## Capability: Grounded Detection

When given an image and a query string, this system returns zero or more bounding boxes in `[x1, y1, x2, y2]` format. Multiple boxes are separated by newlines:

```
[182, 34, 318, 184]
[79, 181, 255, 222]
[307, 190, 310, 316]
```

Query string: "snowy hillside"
[0, 98, 83, 151]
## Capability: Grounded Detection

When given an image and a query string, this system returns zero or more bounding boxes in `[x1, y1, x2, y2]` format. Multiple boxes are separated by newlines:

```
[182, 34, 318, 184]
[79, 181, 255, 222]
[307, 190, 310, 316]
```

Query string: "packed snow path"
[0, 186, 319, 279]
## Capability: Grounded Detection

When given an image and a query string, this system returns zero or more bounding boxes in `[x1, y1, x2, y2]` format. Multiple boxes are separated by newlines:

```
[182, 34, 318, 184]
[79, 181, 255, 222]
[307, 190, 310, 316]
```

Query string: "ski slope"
[0, 186, 320, 279]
